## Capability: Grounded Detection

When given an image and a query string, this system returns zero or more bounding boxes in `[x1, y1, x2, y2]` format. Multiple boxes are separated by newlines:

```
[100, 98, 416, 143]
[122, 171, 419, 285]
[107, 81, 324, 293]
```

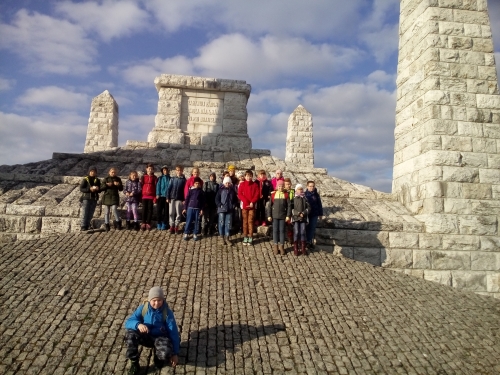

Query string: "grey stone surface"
[0, 232, 499, 374]
[84, 90, 118, 153]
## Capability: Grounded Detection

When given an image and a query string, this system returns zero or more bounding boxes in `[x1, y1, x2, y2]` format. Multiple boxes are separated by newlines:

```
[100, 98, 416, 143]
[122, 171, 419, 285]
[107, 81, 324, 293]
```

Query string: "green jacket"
[100, 176, 123, 206]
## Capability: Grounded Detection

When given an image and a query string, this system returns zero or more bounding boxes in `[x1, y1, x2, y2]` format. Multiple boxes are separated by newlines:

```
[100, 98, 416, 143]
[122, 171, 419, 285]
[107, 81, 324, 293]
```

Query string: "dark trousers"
[80, 199, 97, 228]
[142, 199, 154, 224]
[256, 198, 268, 223]
[306, 215, 319, 243]
[272, 218, 286, 244]
[124, 329, 173, 362]
[203, 206, 217, 234]
[157, 197, 169, 225]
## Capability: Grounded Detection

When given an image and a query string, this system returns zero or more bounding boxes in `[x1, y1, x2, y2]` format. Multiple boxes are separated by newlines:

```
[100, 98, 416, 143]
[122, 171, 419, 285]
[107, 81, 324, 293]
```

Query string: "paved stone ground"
[1, 230, 499, 375]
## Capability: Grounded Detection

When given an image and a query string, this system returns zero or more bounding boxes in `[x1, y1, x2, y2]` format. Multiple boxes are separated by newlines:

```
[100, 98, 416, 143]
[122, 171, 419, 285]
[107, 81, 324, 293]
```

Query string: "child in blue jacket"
[124, 287, 180, 373]
[156, 165, 171, 230]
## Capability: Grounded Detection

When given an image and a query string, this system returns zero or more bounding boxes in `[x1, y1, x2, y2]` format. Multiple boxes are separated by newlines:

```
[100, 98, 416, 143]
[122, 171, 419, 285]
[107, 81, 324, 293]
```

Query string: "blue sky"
[0, 0, 499, 192]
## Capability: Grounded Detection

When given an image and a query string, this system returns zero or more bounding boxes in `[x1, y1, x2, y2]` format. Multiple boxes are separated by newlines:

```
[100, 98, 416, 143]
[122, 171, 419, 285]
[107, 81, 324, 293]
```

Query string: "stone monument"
[147, 74, 253, 152]
[83, 90, 118, 153]
[393, 0, 499, 290]
[285, 105, 314, 168]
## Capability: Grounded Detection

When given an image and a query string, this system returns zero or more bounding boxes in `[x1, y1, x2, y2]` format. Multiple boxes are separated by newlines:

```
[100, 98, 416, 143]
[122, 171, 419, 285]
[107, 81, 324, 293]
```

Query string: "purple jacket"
[184, 187, 205, 210]
[124, 179, 142, 204]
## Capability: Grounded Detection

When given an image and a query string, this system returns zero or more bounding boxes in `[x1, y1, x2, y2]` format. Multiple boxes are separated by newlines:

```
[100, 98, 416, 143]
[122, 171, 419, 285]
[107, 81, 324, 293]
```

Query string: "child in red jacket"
[237, 170, 260, 245]
[141, 163, 158, 231]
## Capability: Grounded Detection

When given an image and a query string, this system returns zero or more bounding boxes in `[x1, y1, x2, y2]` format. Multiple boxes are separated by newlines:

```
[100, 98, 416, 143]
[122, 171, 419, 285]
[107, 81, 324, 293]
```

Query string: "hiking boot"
[293, 242, 299, 256]
[116, 221, 122, 230]
[279, 244, 285, 255]
[128, 360, 139, 375]
[140, 223, 146, 231]
[134, 222, 140, 231]
[125, 221, 131, 230]
[146, 224, 151, 231]
[80, 226, 88, 232]
[175, 226, 181, 234]
[105, 223, 110, 232]
[169, 226, 175, 234]
[301, 241, 308, 256]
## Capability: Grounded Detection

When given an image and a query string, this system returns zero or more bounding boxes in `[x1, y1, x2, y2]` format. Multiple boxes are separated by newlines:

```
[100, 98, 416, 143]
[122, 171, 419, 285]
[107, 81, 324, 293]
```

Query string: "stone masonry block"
[345, 230, 389, 248]
[451, 271, 487, 292]
[414, 214, 459, 233]
[461, 182, 492, 199]
[442, 234, 480, 250]
[5, 204, 45, 216]
[414, 250, 432, 269]
[477, 94, 500, 109]
[41, 217, 71, 234]
[432, 251, 471, 270]
[480, 236, 500, 251]
[471, 252, 500, 271]
[0, 215, 26, 233]
[353, 248, 382, 266]
[382, 249, 413, 268]
[484, 123, 500, 138]
[486, 273, 500, 293]
[389, 232, 419, 248]
[442, 166, 478, 182]
[479, 169, 500, 184]
[462, 151, 488, 168]
[424, 270, 452, 286]
[452, 9, 490, 25]
[472, 138, 496, 153]
[459, 215, 497, 235]
[457, 121, 483, 137]
[444, 198, 473, 214]
[441, 135, 472, 151]
[25, 217, 42, 233]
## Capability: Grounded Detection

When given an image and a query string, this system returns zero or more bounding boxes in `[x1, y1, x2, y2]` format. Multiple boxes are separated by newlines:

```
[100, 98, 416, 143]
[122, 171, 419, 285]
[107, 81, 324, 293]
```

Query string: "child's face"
[210, 175, 215, 181]
[192, 169, 199, 177]
[277, 184, 283, 191]
[109, 169, 116, 177]
[307, 183, 315, 192]
[176, 168, 183, 176]
[162, 168, 168, 175]
[194, 181, 201, 189]
[89, 170, 96, 177]
[229, 170, 235, 176]
[130, 172, 137, 180]
[275, 171, 282, 178]
[245, 174, 252, 181]
[224, 182, 231, 188]
[284, 182, 291, 190]
[146, 166, 153, 174]
[296, 188, 303, 194]
[150, 297, 163, 310]
[259, 173, 266, 180]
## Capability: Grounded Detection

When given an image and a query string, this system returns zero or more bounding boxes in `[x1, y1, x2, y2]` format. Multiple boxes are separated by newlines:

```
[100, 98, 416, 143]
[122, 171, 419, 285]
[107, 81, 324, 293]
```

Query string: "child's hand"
[199, 210, 203, 217]
[137, 324, 149, 333]
[156, 195, 159, 199]
[299, 213, 303, 217]
[106, 182, 112, 186]
[113, 181, 120, 185]
[170, 355, 178, 367]
[182, 210, 186, 215]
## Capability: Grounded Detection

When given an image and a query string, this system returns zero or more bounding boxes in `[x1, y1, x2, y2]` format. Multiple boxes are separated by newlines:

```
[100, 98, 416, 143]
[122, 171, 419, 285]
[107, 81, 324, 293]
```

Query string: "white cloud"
[0, 77, 15, 91]
[144, 0, 365, 40]
[118, 34, 362, 88]
[56, 0, 150, 42]
[17, 86, 90, 110]
[0, 111, 87, 165]
[0, 9, 98, 75]
[119, 114, 155, 145]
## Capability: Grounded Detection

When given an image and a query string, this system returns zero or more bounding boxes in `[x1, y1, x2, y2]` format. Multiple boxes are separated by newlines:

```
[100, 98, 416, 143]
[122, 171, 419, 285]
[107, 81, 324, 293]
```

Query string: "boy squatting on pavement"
[124, 287, 180, 374]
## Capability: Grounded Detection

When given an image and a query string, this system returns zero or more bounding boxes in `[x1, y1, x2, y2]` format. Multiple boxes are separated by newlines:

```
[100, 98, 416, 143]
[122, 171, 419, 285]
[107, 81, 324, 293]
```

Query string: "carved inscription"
[181, 94, 224, 130]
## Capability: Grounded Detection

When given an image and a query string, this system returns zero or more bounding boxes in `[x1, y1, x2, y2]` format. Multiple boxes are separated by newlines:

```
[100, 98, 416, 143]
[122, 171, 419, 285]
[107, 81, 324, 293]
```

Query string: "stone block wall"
[391, 0, 499, 296]
[84, 90, 118, 153]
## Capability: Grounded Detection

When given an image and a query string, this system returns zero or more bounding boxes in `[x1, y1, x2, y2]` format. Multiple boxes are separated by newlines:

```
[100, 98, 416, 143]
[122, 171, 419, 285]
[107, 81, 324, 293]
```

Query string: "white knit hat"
[223, 176, 232, 184]
[148, 286, 164, 301]
[295, 184, 304, 191]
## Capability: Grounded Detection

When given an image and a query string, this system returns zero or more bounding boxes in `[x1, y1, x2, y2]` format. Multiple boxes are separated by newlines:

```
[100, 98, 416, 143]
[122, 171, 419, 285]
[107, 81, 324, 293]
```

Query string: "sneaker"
[261, 221, 267, 227]
[193, 235, 199, 241]
[128, 361, 140, 375]
[169, 226, 175, 234]
[146, 224, 151, 231]
[183, 234, 189, 241]
[248, 237, 253, 246]
[140, 224, 146, 231]
[157, 223, 162, 230]
[243, 237, 248, 245]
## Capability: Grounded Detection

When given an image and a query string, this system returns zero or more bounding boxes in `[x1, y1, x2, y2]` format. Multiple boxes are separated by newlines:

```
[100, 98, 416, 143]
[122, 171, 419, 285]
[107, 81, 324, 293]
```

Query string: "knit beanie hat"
[236, 171, 244, 178]
[295, 184, 303, 191]
[88, 166, 97, 174]
[228, 165, 236, 171]
[148, 286, 164, 301]
[193, 177, 202, 184]
[277, 180, 284, 186]
[223, 176, 232, 184]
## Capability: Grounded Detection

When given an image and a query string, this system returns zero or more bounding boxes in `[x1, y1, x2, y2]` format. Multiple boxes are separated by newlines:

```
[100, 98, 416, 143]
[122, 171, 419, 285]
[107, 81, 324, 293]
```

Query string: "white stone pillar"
[285, 105, 314, 168]
[84, 90, 118, 153]
[393, 0, 500, 296]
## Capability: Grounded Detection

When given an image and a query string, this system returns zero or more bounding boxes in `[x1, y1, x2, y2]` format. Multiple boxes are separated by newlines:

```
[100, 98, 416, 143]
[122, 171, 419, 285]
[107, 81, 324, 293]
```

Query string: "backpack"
[271, 191, 289, 203]
[141, 300, 168, 321]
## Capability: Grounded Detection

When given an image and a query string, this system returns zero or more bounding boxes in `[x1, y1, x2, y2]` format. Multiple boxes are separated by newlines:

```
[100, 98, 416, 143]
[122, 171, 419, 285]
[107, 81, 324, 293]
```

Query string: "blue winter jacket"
[124, 300, 180, 354]
[184, 187, 205, 210]
[215, 186, 237, 213]
[305, 188, 324, 217]
[167, 175, 186, 201]
[156, 174, 171, 197]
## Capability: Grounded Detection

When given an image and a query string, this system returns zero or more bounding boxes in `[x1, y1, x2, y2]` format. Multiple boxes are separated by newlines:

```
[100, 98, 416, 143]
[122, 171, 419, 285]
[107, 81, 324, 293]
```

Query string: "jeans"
[293, 221, 307, 242]
[184, 207, 201, 235]
[80, 199, 97, 228]
[272, 218, 286, 244]
[103, 205, 120, 224]
[306, 215, 319, 243]
[169, 200, 183, 227]
[218, 212, 232, 237]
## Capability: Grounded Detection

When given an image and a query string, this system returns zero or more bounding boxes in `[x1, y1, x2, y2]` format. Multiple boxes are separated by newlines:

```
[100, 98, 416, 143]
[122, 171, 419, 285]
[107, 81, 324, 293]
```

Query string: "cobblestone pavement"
[1, 231, 499, 375]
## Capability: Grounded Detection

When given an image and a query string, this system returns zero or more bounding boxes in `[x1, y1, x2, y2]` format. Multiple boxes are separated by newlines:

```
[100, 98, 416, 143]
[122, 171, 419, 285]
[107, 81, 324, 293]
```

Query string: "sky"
[0, 0, 499, 192]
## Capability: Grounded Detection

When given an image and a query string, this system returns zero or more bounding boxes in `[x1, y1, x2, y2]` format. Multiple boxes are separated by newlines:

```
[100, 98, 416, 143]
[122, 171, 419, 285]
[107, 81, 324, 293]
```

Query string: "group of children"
[79, 164, 323, 255]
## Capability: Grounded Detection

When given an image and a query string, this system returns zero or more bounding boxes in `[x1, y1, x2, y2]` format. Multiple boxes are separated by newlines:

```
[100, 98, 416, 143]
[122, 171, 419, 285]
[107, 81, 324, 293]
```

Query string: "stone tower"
[393, 0, 500, 291]
[84, 90, 118, 153]
[285, 105, 314, 168]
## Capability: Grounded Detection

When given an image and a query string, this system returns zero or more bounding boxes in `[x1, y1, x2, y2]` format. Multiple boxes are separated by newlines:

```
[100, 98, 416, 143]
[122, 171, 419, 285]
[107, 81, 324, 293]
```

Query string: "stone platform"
[1, 231, 499, 374]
